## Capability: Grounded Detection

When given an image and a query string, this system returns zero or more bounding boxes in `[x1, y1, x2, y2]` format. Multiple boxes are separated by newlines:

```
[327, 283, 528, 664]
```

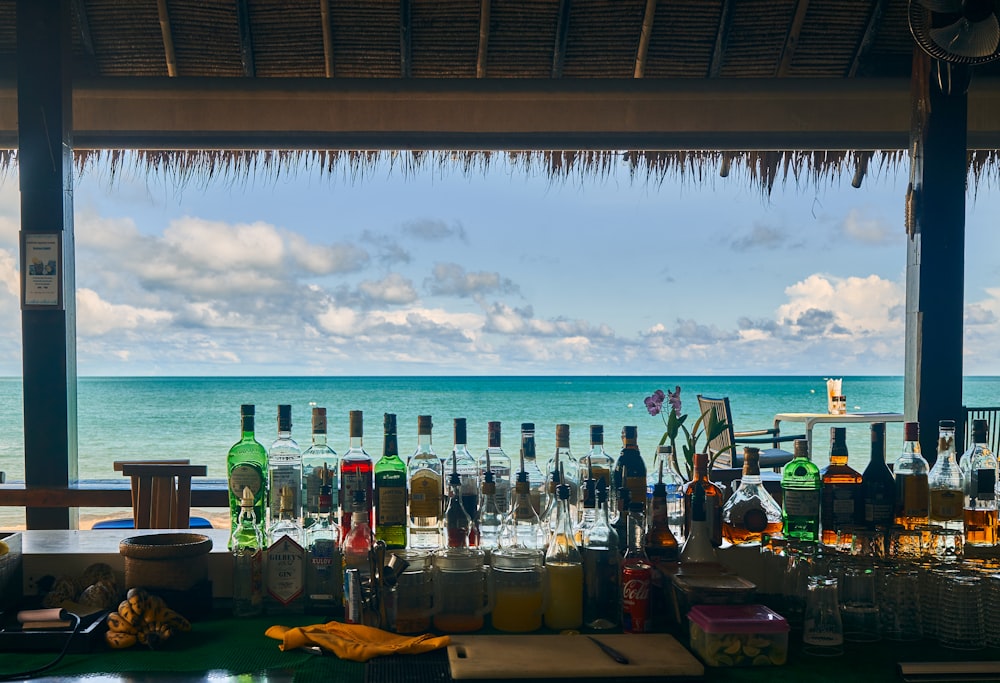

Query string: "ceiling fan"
[909, 0, 1000, 64]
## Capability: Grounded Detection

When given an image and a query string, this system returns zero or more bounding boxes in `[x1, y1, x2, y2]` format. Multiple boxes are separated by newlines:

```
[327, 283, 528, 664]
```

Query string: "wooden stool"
[113, 460, 209, 529]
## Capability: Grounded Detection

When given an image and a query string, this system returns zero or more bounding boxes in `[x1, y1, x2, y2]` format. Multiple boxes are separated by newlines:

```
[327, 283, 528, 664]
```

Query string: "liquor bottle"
[266, 485, 305, 614]
[929, 420, 963, 529]
[302, 406, 338, 532]
[231, 485, 266, 617]
[861, 422, 896, 530]
[477, 455, 503, 552]
[478, 421, 511, 515]
[502, 451, 545, 550]
[964, 419, 999, 546]
[680, 480, 719, 565]
[374, 413, 407, 549]
[582, 481, 620, 630]
[339, 410, 373, 537]
[651, 444, 686, 540]
[582, 425, 614, 509]
[894, 422, 930, 529]
[820, 428, 863, 545]
[304, 467, 342, 616]
[268, 404, 302, 526]
[227, 404, 268, 546]
[621, 503, 653, 633]
[407, 415, 443, 550]
[574, 457, 598, 545]
[613, 426, 647, 517]
[544, 424, 580, 520]
[613, 486, 631, 548]
[444, 452, 472, 548]
[451, 418, 480, 547]
[544, 483, 584, 630]
[519, 423, 546, 515]
[722, 447, 783, 545]
[683, 452, 724, 547]
[539, 463, 563, 544]
[342, 489, 374, 624]
[781, 439, 821, 541]
[646, 460, 680, 559]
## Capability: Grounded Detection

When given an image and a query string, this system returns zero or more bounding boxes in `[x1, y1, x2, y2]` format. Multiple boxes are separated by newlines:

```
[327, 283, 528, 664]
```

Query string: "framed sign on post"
[20, 232, 63, 309]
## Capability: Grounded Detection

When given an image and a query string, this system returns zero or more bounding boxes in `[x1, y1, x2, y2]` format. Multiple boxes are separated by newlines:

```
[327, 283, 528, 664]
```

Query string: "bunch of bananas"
[105, 587, 191, 649]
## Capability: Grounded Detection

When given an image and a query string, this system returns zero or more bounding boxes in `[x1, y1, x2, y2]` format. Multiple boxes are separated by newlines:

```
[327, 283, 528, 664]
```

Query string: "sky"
[0, 153, 999, 376]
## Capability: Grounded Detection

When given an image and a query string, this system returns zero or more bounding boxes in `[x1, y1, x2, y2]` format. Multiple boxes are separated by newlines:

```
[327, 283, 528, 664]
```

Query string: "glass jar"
[490, 548, 546, 632]
[389, 550, 436, 634]
[432, 548, 492, 632]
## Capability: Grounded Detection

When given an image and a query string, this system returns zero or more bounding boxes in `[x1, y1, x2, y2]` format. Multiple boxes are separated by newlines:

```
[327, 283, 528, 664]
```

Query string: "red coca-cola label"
[621, 564, 651, 633]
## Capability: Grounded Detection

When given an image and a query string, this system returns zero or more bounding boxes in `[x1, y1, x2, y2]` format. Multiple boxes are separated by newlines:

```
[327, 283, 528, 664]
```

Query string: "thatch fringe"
[1, 148, 1000, 195]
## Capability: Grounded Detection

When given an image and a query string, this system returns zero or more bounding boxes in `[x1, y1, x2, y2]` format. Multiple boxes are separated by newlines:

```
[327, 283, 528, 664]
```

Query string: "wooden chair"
[696, 395, 804, 471]
[961, 406, 1000, 454]
[112, 460, 209, 529]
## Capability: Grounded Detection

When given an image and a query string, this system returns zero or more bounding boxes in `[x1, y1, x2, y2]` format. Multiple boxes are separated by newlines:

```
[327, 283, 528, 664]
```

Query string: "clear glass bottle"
[964, 419, 998, 546]
[544, 482, 584, 630]
[227, 404, 268, 547]
[342, 489, 374, 624]
[302, 406, 338, 532]
[613, 426, 647, 517]
[408, 415, 443, 550]
[861, 422, 896, 530]
[231, 485, 265, 617]
[477, 455, 503, 553]
[267, 404, 301, 526]
[722, 447, 783, 545]
[265, 484, 305, 614]
[894, 421, 930, 529]
[479, 421, 511, 516]
[820, 427, 863, 545]
[451, 418, 480, 547]
[304, 468, 342, 617]
[340, 410, 373, 537]
[375, 413, 407, 549]
[444, 452, 472, 548]
[539, 463, 563, 545]
[582, 425, 614, 514]
[680, 478, 719, 565]
[574, 457, 598, 546]
[502, 452, 545, 551]
[683, 452, 724, 547]
[519, 423, 545, 516]
[582, 481, 620, 630]
[621, 503, 653, 633]
[544, 424, 580, 521]
[781, 438, 822, 541]
[929, 420, 963, 529]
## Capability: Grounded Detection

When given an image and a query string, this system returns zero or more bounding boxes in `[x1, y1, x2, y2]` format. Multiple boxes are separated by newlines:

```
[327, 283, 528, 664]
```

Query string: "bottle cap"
[418, 415, 433, 435]
[556, 423, 570, 448]
[312, 407, 327, 434]
[590, 424, 603, 444]
[488, 421, 501, 447]
[384, 413, 397, 433]
[521, 422, 535, 433]
[241, 404, 255, 416]
[557, 483, 570, 500]
[742, 446, 760, 475]
[870, 421, 885, 442]
[793, 438, 809, 459]
[973, 419, 989, 441]
[904, 421, 919, 442]
[622, 425, 638, 442]
[939, 419, 956, 431]
[277, 404, 292, 431]
[453, 418, 467, 444]
[349, 410, 364, 438]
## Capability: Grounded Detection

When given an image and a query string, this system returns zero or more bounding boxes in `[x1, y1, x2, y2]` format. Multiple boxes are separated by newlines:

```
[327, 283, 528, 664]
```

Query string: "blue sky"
[0, 154, 999, 376]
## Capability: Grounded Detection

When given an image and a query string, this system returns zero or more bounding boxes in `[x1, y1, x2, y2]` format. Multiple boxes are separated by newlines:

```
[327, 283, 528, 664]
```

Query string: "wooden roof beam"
[156, 0, 178, 77]
[634, 0, 657, 78]
[708, 0, 735, 77]
[400, 0, 412, 78]
[235, 0, 255, 78]
[552, 0, 572, 78]
[847, 0, 887, 78]
[776, 0, 809, 77]
[476, 0, 491, 78]
[71, 0, 99, 76]
[320, 0, 335, 77]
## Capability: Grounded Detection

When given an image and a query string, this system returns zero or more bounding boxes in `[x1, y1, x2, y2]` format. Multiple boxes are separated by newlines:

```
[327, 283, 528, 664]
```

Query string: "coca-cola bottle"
[621, 502, 653, 633]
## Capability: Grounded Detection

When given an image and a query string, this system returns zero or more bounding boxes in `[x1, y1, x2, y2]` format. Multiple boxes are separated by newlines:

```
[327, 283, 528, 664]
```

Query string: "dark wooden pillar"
[17, 0, 79, 529]
[904, 51, 967, 462]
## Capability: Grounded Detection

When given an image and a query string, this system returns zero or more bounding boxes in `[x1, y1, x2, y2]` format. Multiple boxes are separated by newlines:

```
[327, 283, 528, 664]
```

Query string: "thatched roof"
[1, 0, 998, 190]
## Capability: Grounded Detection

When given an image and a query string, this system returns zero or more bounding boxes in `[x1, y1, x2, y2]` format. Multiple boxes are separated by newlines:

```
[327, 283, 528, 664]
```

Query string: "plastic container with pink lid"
[687, 603, 789, 667]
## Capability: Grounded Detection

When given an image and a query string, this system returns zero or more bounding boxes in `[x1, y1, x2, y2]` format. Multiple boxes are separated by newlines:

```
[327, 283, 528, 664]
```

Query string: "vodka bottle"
[929, 420, 963, 529]
[266, 485, 305, 614]
[339, 410, 373, 537]
[374, 413, 407, 549]
[478, 421, 511, 515]
[231, 485, 265, 617]
[305, 469, 342, 617]
[582, 482, 620, 630]
[408, 415, 443, 549]
[894, 421, 930, 529]
[227, 404, 268, 547]
[450, 418, 480, 546]
[267, 404, 301, 526]
[302, 406, 338, 531]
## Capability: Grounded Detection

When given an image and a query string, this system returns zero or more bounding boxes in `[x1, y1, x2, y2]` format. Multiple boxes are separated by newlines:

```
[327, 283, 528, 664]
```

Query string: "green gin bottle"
[227, 404, 268, 547]
[781, 438, 821, 541]
[374, 413, 407, 548]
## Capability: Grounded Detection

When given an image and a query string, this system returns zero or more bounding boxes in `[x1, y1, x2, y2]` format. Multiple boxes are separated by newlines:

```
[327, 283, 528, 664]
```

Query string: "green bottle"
[374, 413, 407, 548]
[227, 404, 268, 548]
[780, 438, 821, 541]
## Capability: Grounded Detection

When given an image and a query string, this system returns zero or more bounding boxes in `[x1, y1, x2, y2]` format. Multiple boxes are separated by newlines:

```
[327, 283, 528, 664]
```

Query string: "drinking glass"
[937, 574, 985, 650]
[879, 568, 922, 641]
[803, 575, 843, 656]
[888, 527, 922, 561]
[849, 527, 886, 559]
[840, 566, 880, 642]
[931, 528, 964, 562]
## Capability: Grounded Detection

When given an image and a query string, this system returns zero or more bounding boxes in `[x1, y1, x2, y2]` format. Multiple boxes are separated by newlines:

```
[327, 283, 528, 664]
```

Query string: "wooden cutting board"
[447, 634, 704, 680]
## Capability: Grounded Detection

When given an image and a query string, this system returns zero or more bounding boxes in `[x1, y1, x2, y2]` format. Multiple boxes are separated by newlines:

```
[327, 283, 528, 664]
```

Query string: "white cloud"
[841, 208, 900, 245]
[425, 263, 520, 298]
[76, 288, 173, 335]
[776, 274, 904, 337]
[358, 273, 417, 305]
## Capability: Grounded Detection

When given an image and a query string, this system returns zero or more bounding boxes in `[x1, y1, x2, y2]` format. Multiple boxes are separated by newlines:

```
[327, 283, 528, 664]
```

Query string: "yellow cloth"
[265, 621, 451, 662]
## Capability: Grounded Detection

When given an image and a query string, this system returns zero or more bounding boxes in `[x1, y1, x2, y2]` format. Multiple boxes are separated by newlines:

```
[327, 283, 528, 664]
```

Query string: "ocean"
[1, 375, 998, 527]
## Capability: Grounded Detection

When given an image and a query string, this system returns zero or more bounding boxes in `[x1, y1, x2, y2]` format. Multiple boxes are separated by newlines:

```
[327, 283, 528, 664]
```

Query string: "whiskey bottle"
[894, 421, 930, 529]
[267, 404, 301, 526]
[964, 419, 999, 546]
[227, 404, 268, 547]
[722, 447, 783, 545]
[408, 415, 443, 550]
[479, 421, 511, 515]
[374, 413, 407, 549]
[781, 438, 821, 541]
[820, 427, 863, 545]
[304, 468, 342, 617]
[683, 452, 724, 547]
[339, 410, 373, 537]
[231, 485, 265, 617]
[450, 418, 480, 546]
[861, 422, 896, 530]
[929, 420, 963, 529]
[266, 485, 305, 614]
[301, 406, 338, 531]
[613, 426, 647, 517]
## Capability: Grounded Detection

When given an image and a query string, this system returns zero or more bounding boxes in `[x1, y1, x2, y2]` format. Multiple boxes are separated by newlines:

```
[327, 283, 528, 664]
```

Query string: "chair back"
[962, 406, 1000, 456]
[696, 395, 738, 467]
[114, 460, 208, 529]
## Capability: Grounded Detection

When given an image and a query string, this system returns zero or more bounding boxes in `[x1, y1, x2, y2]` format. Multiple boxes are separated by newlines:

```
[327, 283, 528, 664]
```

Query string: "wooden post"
[904, 51, 967, 462]
[17, 0, 79, 529]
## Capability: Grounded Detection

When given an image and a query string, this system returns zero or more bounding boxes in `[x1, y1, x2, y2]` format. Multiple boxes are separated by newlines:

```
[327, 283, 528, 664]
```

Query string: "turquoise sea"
[1, 375, 998, 526]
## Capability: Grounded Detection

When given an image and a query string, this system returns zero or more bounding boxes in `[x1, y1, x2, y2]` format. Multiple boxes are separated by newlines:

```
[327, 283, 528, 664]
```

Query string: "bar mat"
[365, 650, 451, 683]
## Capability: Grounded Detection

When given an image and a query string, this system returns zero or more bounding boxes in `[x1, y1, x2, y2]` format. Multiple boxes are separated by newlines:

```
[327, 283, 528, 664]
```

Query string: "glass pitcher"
[388, 549, 437, 634]
[432, 548, 492, 632]
[490, 547, 547, 632]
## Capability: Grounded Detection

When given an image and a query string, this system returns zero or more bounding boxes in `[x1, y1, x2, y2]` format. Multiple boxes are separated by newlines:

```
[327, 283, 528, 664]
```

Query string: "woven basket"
[119, 533, 212, 591]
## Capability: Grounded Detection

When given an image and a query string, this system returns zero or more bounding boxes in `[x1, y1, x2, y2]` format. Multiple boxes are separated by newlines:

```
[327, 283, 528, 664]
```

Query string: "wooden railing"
[0, 478, 229, 508]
